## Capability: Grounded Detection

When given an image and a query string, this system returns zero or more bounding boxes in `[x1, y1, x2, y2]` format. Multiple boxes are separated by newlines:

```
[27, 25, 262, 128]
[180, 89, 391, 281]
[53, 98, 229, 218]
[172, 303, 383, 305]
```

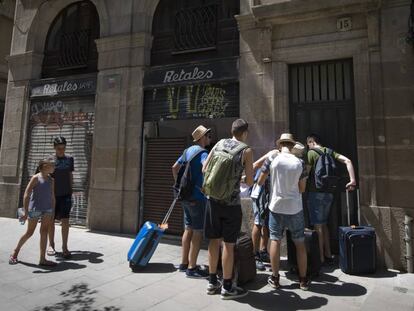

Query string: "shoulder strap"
[187, 147, 206, 163]
[310, 148, 324, 156]
[229, 141, 249, 156]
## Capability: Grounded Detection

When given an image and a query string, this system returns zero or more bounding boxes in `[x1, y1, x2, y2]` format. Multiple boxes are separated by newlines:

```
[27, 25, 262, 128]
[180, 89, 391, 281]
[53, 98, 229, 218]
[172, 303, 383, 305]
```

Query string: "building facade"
[0, 0, 413, 271]
[0, 0, 15, 146]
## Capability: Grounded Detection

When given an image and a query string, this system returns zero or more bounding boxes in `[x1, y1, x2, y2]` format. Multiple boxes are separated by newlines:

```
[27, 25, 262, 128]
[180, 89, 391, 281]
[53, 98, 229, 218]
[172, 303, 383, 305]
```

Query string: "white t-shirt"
[264, 152, 307, 215]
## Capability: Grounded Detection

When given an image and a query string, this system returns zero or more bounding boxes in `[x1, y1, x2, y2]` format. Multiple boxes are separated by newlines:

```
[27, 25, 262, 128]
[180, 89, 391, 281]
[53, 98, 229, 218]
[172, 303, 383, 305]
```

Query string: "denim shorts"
[307, 192, 334, 225]
[182, 200, 206, 231]
[252, 198, 269, 227]
[28, 209, 54, 219]
[269, 210, 305, 242]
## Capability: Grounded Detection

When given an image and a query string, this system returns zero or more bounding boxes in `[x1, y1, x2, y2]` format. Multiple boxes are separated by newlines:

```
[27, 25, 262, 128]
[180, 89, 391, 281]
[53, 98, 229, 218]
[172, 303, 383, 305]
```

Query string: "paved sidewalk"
[0, 217, 413, 311]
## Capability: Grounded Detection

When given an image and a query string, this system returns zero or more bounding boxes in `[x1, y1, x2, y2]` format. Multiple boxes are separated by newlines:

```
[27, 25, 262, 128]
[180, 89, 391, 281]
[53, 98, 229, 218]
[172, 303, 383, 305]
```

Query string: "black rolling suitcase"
[339, 191, 376, 275]
[287, 229, 321, 278]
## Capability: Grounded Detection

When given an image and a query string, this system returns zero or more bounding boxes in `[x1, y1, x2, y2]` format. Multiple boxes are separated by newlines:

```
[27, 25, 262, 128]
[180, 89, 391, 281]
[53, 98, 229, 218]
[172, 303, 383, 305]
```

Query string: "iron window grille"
[58, 29, 91, 69]
[173, 4, 218, 53]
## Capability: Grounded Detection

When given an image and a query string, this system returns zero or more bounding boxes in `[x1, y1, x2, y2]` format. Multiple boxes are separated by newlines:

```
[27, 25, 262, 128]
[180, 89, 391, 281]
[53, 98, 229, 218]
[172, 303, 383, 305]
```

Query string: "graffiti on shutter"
[21, 97, 95, 226]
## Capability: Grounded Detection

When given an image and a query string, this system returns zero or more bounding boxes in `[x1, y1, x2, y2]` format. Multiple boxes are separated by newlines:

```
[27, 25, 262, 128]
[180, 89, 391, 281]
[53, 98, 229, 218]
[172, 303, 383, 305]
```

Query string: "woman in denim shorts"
[9, 158, 57, 266]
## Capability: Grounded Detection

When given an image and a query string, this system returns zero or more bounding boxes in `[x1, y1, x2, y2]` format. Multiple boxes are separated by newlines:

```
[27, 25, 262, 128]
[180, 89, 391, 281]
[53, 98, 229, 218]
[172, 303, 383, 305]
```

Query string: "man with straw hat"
[258, 133, 310, 290]
[172, 125, 212, 278]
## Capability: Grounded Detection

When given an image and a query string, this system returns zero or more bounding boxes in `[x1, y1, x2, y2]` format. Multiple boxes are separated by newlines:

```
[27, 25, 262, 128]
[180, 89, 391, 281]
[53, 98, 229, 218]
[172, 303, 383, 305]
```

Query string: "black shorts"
[55, 195, 72, 220]
[204, 199, 242, 243]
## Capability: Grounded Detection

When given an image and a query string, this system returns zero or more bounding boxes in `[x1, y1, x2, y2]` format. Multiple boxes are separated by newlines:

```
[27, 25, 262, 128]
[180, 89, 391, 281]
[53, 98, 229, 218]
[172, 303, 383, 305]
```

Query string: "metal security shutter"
[143, 137, 186, 235]
[21, 97, 95, 226]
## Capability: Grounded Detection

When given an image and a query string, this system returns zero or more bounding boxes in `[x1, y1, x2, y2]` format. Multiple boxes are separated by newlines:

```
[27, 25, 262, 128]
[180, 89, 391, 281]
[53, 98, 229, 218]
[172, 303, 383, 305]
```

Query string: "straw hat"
[192, 125, 211, 142]
[276, 133, 296, 146]
[292, 142, 305, 157]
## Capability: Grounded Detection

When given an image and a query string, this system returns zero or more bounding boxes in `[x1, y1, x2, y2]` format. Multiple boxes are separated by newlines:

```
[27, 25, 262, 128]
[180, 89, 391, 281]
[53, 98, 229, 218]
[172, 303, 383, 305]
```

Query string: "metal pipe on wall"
[404, 215, 413, 273]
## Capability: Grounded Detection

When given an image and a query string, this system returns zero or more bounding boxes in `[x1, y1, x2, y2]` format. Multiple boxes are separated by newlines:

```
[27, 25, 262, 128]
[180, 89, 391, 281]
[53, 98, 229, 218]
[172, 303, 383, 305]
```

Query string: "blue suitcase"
[339, 191, 376, 275]
[339, 226, 376, 274]
[128, 221, 166, 269]
[128, 198, 177, 270]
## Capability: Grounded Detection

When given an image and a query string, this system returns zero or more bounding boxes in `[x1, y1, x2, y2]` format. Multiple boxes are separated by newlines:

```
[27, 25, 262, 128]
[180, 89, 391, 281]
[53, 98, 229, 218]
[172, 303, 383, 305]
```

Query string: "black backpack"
[173, 148, 205, 200]
[311, 148, 340, 192]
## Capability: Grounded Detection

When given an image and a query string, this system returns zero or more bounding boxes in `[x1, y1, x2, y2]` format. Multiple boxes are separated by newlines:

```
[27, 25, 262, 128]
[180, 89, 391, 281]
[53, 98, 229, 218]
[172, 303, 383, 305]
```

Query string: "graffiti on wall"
[23, 100, 95, 225]
[144, 82, 238, 121]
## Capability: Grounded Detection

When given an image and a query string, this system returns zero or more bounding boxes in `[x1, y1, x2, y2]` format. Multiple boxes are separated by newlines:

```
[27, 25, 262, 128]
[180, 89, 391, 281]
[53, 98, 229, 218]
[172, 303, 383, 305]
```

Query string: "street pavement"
[0, 217, 413, 311]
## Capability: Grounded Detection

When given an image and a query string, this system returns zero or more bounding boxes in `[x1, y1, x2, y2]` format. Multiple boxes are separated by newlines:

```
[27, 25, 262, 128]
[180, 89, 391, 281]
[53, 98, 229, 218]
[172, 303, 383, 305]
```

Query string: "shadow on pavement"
[19, 261, 87, 273]
[55, 250, 104, 264]
[356, 269, 399, 279]
[130, 262, 176, 274]
[238, 290, 329, 311]
[245, 273, 273, 291]
[284, 271, 367, 296]
[33, 283, 120, 311]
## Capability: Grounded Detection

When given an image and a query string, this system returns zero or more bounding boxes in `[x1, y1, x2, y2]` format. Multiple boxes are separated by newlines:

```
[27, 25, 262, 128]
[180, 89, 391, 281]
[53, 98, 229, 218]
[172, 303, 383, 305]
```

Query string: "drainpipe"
[404, 215, 413, 273]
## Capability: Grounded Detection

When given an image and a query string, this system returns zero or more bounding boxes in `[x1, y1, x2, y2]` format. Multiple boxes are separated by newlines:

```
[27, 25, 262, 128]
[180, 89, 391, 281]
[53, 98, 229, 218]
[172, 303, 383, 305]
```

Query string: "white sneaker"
[220, 286, 248, 300]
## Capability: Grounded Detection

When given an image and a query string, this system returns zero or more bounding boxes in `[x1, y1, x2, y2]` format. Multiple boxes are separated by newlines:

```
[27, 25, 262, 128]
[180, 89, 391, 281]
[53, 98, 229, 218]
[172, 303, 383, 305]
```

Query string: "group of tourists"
[7, 117, 357, 302]
[9, 137, 74, 266]
[172, 119, 356, 300]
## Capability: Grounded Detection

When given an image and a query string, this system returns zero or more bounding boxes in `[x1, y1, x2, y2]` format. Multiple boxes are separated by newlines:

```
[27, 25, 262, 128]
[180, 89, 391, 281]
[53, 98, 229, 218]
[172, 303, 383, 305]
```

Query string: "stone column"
[237, 14, 279, 157]
[0, 51, 43, 216]
[88, 33, 151, 234]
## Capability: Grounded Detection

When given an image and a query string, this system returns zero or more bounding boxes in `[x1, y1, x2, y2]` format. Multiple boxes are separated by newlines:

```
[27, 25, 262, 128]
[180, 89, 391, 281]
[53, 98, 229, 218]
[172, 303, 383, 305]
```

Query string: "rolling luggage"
[287, 229, 321, 278]
[339, 190, 376, 275]
[217, 233, 257, 286]
[234, 233, 257, 286]
[128, 197, 177, 270]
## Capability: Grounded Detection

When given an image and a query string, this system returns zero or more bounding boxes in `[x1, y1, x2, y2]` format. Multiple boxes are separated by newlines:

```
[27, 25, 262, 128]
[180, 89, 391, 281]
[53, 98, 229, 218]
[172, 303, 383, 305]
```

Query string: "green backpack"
[203, 139, 248, 203]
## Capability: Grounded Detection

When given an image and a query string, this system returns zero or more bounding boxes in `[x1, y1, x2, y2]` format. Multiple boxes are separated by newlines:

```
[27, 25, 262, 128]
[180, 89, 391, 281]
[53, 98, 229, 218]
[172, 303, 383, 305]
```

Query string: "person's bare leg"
[260, 227, 270, 252]
[294, 241, 307, 278]
[39, 215, 55, 264]
[61, 218, 70, 254]
[252, 225, 261, 254]
[181, 229, 192, 265]
[222, 242, 235, 280]
[188, 231, 202, 269]
[322, 224, 332, 258]
[48, 218, 56, 253]
[12, 219, 38, 258]
[314, 224, 324, 262]
[269, 239, 281, 275]
[208, 239, 221, 274]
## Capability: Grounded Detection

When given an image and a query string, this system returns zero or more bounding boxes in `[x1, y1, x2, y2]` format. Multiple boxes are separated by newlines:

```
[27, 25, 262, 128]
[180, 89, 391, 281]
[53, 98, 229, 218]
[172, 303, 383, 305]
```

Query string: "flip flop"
[8, 255, 18, 265]
[39, 260, 57, 267]
[47, 247, 56, 256]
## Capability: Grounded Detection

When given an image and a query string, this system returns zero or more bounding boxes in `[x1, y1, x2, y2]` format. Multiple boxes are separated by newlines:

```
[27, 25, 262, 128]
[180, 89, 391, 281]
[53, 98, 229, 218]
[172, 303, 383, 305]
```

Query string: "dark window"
[152, 0, 239, 66]
[174, 4, 218, 53]
[42, 1, 99, 78]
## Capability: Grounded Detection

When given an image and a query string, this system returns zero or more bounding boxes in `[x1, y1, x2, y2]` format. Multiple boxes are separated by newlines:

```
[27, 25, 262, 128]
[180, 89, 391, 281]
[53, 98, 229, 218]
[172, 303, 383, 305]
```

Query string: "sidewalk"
[0, 217, 413, 311]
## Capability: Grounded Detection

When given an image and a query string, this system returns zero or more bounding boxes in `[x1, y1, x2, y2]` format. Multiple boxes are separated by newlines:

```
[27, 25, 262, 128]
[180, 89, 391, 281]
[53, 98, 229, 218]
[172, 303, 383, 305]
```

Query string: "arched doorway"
[141, 0, 240, 234]
[21, 1, 100, 226]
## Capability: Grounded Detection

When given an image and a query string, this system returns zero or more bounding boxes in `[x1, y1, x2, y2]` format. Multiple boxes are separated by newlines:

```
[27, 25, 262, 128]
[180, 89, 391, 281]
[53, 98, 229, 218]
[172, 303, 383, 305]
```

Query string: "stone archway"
[22, 0, 109, 57]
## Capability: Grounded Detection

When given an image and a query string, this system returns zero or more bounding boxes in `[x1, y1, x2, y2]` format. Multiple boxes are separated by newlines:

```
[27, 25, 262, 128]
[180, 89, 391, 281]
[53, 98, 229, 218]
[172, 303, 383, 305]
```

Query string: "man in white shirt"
[258, 133, 309, 291]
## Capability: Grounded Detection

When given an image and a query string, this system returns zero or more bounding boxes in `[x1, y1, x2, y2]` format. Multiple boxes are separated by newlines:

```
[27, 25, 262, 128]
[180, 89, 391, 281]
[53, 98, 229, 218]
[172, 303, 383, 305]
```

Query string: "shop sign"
[30, 76, 97, 98]
[144, 58, 238, 88]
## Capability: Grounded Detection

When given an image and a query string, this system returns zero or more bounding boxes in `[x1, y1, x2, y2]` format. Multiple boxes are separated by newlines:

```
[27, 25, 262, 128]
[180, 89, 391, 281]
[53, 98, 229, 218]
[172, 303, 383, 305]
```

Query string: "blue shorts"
[182, 200, 206, 231]
[28, 209, 54, 219]
[269, 210, 305, 242]
[252, 198, 269, 227]
[307, 192, 334, 225]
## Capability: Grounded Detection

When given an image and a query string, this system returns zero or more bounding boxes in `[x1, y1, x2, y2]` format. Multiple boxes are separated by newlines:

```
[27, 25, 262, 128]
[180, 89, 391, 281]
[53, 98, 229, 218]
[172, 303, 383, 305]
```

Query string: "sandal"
[39, 260, 57, 267]
[62, 251, 72, 259]
[47, 246, 56, 256]
[9, 255, 18, 265]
